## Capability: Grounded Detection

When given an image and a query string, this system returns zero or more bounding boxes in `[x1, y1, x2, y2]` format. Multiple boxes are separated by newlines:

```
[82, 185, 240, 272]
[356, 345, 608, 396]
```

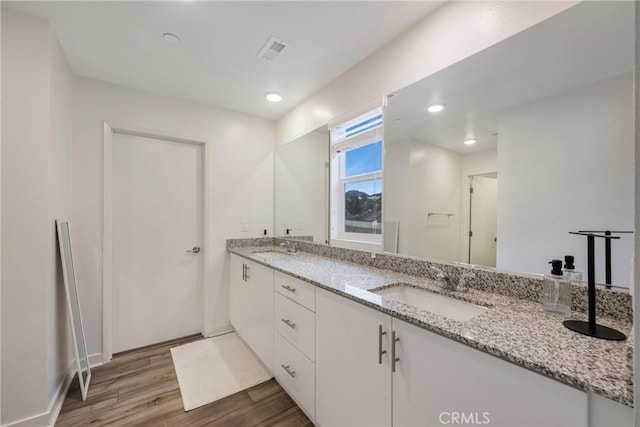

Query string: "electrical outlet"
[240, 220, 248, 232]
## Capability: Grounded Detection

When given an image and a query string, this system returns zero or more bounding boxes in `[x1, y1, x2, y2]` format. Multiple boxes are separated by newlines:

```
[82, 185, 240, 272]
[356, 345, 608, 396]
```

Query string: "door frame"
[102, 122, 210, 363]
[462, 172, 498, 265]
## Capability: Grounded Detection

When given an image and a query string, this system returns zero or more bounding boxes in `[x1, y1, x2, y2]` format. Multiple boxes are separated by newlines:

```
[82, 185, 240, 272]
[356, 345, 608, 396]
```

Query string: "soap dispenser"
[562, 255, 583, 281]
[260, 229, 270, 246]
[542, 260, 571, 316]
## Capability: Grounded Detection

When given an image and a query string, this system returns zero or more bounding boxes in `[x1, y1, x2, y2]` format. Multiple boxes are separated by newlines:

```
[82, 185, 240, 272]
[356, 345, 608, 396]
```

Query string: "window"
[330, 107, 383, 243]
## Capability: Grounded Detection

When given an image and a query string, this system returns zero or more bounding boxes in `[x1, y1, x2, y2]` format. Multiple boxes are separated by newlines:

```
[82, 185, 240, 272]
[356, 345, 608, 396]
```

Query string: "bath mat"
[170, 332, 272, 411]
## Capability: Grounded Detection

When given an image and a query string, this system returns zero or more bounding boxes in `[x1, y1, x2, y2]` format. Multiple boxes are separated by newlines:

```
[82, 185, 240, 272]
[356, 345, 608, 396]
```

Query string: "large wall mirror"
[275, 126, 329, 244]
[384, 1, 634, 286]
[274, 1, 634, 287]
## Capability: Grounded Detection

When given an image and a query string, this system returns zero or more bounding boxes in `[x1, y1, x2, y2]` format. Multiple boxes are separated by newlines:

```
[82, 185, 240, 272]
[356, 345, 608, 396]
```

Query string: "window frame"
[330, 109, 384, 245]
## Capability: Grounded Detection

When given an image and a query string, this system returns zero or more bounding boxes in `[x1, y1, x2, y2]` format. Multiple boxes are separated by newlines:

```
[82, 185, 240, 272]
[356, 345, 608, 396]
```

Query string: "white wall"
[275, 129, 328, 243]
[2, 8, 51, 425]
[1, 8, 73, 425]
[47, 28, 73, 405]
[498, 73, 633, 285]
[276, 1, 578, 146]
[385, 139, 462, 261]
[72, 76, 275, 358]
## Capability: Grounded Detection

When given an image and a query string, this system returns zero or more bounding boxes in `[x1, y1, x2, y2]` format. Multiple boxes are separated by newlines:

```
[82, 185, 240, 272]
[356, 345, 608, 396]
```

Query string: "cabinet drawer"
[274, 293, 315, 361]
[274, 271, 316, 312]
[274, 333, 315, 419]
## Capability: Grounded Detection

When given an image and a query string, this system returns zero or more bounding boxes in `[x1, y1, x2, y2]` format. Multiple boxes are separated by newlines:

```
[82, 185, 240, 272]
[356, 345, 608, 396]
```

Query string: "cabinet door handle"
[281, 364, 296, 378]
[378, 324, 387, 365]
[281, 285, 297, 293]
[392, 330, 400, 373]
[242, 264, 246, 281]
[281, 318, 296, 329]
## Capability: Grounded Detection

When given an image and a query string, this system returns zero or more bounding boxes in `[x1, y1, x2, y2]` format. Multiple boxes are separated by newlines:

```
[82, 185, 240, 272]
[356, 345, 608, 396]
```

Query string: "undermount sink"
[251, 249, 294, 260]
[373, 284, 488, 322]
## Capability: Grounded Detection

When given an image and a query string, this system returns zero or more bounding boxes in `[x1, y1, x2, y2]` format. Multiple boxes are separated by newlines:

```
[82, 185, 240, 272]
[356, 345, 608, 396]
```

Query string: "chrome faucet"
[431, 267, 475, 292]
[280, 241, 297, 253]
[455, 273, 475, 293]
[431, 267, 455, 291]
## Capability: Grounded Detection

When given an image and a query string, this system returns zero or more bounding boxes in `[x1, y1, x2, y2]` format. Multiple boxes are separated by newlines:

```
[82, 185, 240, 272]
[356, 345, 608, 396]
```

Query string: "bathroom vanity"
[228, 239, 633, 427]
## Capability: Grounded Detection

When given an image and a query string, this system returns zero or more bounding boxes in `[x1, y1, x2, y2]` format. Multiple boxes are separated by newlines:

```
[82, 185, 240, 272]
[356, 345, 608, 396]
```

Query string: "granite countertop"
[229, 245, 633, 407]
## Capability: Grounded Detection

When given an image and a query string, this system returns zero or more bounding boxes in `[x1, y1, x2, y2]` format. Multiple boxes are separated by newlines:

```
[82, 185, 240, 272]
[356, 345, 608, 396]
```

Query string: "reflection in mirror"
[275, 126, 329, 243]
[384, 1, 634, 286]
[56, 219, 92, 401]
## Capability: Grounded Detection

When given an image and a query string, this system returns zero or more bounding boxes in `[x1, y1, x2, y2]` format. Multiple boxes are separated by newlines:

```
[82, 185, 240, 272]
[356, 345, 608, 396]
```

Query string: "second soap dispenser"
[542, 259, 572, 316]
[563, 255, 583, 281]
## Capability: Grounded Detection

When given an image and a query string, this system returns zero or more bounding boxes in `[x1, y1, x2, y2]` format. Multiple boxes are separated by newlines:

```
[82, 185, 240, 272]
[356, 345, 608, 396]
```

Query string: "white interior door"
[113, 133, 202, 353]
[469, 174, 497, 267]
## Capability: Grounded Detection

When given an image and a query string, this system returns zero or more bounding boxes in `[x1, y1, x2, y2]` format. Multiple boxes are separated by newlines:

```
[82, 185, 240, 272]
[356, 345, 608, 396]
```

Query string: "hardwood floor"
[56, 335, 313, 426]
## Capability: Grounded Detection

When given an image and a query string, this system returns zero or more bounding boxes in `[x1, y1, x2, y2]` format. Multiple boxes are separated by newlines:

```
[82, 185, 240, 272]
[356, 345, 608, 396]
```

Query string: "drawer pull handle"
[281, 318, 296, 329]
[378, 324, 387, 365]
[281, 364, 296, 378]
[282, 285, 297, 293]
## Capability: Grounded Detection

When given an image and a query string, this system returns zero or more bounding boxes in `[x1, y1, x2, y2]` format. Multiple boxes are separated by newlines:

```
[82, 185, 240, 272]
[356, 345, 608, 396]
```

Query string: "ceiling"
[385, 1, 635, 154]
[6, 1, 443, 120]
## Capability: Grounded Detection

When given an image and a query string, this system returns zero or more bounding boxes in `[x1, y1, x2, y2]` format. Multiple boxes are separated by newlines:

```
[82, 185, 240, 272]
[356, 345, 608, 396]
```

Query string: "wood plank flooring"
[56, 335, 313, 426]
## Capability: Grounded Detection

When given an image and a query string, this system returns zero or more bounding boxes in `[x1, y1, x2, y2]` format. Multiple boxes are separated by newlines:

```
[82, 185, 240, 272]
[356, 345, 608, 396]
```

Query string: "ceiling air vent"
[257, 36, 290, 61]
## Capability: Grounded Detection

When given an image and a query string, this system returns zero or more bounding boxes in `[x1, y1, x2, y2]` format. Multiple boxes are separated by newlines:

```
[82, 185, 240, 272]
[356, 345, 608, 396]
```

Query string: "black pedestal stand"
[563, 232, 626, 341]
[577, 230, 633, 288]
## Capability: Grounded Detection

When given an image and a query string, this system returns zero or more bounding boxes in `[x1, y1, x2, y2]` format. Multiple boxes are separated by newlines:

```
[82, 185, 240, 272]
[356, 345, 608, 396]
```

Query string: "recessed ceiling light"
[265, 92, 282, 103]
[427, 104, 444, 113]
[163, 33, 180, 45]
[464, 138, 477, 145]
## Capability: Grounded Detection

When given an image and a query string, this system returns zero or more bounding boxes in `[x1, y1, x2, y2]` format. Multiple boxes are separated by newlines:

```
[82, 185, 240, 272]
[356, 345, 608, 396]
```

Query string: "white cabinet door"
[588, 392, 633, 427]
[229, 255, 274, 372]
[229, 254, 245, 333]
[316, 288, 392, 427]
[392, 318, 588, 427]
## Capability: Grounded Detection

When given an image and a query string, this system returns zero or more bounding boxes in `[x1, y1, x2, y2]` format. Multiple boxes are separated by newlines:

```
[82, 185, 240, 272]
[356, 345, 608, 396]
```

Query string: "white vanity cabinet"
[315, 286, 589, 427]
[229, 254, 621, 427]
[229, 254, 274, 371]
[392, 318, 588, 427]
[316, 288, 392, 427]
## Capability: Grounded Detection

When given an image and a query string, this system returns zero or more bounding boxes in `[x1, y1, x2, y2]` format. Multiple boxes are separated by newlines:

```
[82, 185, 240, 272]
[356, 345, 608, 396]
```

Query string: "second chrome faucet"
[431, 267, 474, 293]
[280, 241, 298, 253]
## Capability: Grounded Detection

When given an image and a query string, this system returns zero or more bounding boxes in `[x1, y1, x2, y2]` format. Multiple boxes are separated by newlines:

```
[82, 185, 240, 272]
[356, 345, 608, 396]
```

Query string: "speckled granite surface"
[271, 238, 633, 324]
[228, 240, 633, 407]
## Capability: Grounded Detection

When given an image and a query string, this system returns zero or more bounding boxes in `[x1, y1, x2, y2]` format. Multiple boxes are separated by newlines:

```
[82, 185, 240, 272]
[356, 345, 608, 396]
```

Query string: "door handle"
[186, 246, 201, 254]
[392, 330, 400, 373]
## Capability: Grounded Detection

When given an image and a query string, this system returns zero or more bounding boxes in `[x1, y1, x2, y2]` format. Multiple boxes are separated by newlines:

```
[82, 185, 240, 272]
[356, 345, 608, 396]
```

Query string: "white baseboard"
[47, 370, 74, 427]
[204, 323, 233, 338]
[2, 368, 73, 427]
[89, 352, 104, 368]
[3, 353, 104, 427]
[2, 411, 50, 427]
